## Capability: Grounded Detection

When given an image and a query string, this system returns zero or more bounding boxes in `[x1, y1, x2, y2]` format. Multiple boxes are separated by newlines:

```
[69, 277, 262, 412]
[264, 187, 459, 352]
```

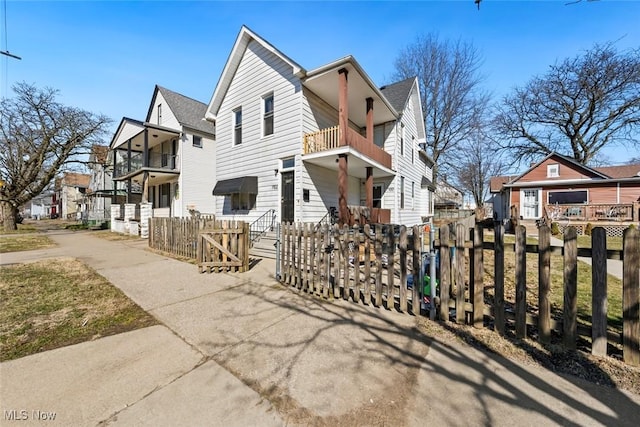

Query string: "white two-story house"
[206, 26, 434, 227]
[109, 86, 216, 218]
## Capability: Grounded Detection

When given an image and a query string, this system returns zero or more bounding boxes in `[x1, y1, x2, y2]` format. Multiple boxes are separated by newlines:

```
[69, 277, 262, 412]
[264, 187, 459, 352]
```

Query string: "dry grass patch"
[0, 234, 56, 253]
[0, 257, 157, 361]
[91, 230, 143, 241]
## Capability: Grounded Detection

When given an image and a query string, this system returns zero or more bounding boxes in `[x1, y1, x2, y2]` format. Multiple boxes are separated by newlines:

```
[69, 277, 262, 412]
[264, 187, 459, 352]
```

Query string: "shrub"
[551, 222, 560, 235]
[584, 222, 593, 236]
[629, 223, 637, 230]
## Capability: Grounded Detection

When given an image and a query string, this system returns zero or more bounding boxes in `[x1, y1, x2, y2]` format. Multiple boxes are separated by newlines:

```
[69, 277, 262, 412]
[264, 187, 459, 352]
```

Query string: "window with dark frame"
[234, 107, 242, 145]
[400, 176, 405, 209]
[263, 94, 274, 137]
[303, 189, 310, 202]
[400, 124, 405, 156]
[231, 193, 255, 211]
[192, 135, 202, 148]
[158, 104, 162, 125]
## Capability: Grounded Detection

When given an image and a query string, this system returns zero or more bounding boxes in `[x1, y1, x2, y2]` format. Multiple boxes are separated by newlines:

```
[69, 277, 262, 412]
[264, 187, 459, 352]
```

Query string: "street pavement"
[1, 230, 639, 426]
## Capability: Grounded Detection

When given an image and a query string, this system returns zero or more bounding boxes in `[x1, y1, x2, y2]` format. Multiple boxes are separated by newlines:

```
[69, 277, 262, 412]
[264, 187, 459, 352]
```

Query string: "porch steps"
[249, 231, 278, 259]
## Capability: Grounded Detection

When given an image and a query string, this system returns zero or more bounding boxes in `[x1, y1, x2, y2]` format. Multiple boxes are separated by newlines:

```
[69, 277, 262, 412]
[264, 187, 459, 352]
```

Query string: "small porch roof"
[110, 118, 180, 151]
[212, 176, 258, 196]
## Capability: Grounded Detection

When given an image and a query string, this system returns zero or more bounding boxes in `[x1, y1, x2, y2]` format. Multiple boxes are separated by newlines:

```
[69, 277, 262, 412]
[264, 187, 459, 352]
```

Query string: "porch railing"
[545, 203, 633, 221]
[302, 125, 392, 169]
[114, 153, 179, 178]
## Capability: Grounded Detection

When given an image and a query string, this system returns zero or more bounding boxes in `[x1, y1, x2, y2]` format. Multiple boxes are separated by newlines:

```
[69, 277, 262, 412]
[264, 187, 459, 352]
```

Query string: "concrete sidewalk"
[2, 231, 640, 426]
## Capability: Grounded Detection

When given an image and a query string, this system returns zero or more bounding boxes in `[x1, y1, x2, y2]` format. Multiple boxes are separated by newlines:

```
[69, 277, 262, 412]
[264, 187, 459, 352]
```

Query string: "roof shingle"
[156, 86, 216, 136]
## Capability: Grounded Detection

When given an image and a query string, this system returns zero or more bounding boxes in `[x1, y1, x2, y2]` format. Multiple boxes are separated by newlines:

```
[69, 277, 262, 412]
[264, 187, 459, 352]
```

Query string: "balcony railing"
[114, 152, 179, 178]
[303, 125, 392, 170]
[545, 203, 634, 222]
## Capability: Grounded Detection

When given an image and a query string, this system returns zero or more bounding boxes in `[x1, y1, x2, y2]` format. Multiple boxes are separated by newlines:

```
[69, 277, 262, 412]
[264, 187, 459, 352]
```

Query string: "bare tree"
[494, 43, 640, 166]
[452, 129, 507, 210]
[393, 34, 489, 181]
[0, 83, 111, 231]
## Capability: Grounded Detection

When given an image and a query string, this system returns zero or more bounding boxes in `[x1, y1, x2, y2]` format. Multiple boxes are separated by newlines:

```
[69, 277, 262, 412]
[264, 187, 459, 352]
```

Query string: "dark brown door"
[281, 171, 294, 223]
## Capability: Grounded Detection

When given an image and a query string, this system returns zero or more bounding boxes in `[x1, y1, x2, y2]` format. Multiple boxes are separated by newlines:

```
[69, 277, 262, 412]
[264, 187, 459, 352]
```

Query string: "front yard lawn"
[0, 234, 56, 253]
[0, 258, 157, 361]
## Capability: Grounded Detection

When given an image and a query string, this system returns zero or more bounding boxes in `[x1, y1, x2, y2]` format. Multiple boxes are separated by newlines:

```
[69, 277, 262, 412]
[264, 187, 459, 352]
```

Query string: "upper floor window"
[374, 125, 385, 148]
[233, 107, 242, 145]
[263, 93, 274, 137]
[157, 104, 162, 125]
[193, 135, 202, 148]
[400, 124, 405, 156]
[547, 164, 559, 178]
[400, 176, 405, 209]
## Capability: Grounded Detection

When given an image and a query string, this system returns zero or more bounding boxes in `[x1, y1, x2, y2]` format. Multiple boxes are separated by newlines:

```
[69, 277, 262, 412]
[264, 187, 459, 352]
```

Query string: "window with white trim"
[233, 107, 242, 145]
[547, 164, 559, 178]
[373, 184, 383, 208]
[262, 93, 274, 137]
[157, 104, 162, 125]
[400, 124, 405, 156]
[411, 181, 415, 209]
[411, 136, 415, 164]
[400, 176, 405, 209]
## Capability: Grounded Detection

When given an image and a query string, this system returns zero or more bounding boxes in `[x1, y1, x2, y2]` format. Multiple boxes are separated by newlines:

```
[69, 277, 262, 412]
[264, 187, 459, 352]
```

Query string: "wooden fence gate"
[197, 221, 249, 273]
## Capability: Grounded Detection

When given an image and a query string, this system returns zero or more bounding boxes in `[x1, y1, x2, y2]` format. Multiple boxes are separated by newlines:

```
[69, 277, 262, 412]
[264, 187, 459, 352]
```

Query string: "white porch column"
[124, 203, 135, 233]
[140, 202, 152, 239]
[110, 205, 120, 232]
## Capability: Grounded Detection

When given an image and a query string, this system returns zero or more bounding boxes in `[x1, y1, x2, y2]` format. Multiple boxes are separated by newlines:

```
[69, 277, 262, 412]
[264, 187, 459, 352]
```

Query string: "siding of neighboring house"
[178, 132, 216, 216]
[215, 39, 302, 223]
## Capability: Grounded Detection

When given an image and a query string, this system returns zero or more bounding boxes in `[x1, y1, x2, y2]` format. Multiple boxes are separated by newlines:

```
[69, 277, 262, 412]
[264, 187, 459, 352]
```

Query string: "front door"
[281, 171, 294, 223]
[521, 189, 540, 219]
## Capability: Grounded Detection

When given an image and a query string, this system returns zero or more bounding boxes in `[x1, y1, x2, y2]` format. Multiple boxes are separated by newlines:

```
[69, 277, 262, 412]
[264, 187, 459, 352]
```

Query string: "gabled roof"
[207, 25, 304, 120]
[490, 175, 517, 193]
[62, 172, 90, 188]
[595, 163, 640, 179]
[147, 86, 215, 136]
[379, 77, 415, 112]
[90, 145, 109, 164]
[507, 152, 609, 185]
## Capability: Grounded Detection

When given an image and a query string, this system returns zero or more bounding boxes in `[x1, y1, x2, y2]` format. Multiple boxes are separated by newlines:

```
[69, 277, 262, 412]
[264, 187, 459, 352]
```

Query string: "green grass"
[576, 235, 623, 251]
[0, 258, 157, 361]
[0, 234, 56, 253]
[483, 249, 623, 333]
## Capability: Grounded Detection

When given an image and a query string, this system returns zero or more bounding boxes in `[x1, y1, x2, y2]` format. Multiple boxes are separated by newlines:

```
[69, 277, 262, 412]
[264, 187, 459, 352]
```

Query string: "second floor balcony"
[114, 151, 179, 180]
[302, 125, 393, 175]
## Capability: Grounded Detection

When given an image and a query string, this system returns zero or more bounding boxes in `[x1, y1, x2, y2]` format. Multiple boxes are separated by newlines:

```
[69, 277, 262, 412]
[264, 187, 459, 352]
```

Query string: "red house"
[490, 153, 640, 227]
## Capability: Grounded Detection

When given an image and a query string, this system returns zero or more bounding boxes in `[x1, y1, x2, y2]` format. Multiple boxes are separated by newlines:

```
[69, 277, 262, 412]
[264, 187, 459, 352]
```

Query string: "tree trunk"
[1, 200, 18, 232]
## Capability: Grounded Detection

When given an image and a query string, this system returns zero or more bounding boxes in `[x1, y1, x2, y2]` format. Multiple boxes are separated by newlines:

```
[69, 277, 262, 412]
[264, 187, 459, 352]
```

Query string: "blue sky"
[2, 0, 639, 166]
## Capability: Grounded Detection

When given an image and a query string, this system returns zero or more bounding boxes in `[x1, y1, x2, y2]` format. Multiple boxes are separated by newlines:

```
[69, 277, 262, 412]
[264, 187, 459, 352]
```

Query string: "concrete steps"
[249, 231, 278, 259]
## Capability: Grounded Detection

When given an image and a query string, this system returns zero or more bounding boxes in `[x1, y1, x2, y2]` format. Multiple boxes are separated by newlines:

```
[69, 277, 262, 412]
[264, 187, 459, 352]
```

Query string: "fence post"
[455, 224, 465, 324]
[333, 224, 341, 299]
[399, 226, 408, 312]
[364, 224, 372, 305]
[623, 227, 640, 366]
[412, 225, 421, 316]
[515, 225, 527, 339]
[563, 226, 578, 350]
[375, 224, 383, 307]
[387, 225, 396, 310]
[439, 226, 450, 322]
[591, 227, 608, 357]
[472, 223, 484, 327]
[538, 224, 551, 345]
[494, 223, 505, 335]
[342, 224, 350, 300]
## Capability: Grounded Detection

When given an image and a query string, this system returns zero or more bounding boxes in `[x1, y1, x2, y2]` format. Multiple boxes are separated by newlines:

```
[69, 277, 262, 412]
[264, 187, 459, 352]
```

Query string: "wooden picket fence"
[197, 221, 249, 273]
[149, 216, 217, 259]
[279, 222, 640, 366]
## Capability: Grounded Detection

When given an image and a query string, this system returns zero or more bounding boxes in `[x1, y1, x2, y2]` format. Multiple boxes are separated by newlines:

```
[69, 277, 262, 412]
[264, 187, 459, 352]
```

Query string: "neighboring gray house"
[109, 85, 216, 218]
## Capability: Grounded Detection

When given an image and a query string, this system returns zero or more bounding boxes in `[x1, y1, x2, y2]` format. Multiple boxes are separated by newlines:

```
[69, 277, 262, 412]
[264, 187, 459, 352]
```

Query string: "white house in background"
[86, 144, 113, 223]
[109, 86, 216, 218]
[206, 26, 434, 226]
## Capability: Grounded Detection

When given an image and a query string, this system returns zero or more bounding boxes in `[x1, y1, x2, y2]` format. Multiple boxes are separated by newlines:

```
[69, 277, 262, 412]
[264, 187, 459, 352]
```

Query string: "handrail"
[314, 207, 338, 231]
[250, 209, 276, 245]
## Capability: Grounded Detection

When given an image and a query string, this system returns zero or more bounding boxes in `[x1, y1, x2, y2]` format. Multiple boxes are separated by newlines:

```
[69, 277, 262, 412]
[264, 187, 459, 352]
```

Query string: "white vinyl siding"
[215, 39, 302, 223]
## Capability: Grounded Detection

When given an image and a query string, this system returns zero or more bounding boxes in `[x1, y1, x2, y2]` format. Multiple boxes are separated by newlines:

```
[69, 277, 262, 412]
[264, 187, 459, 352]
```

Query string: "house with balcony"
[206, 26, 434, 227]
[490, 152, 640, 229]
[109, 85, 216, 221]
